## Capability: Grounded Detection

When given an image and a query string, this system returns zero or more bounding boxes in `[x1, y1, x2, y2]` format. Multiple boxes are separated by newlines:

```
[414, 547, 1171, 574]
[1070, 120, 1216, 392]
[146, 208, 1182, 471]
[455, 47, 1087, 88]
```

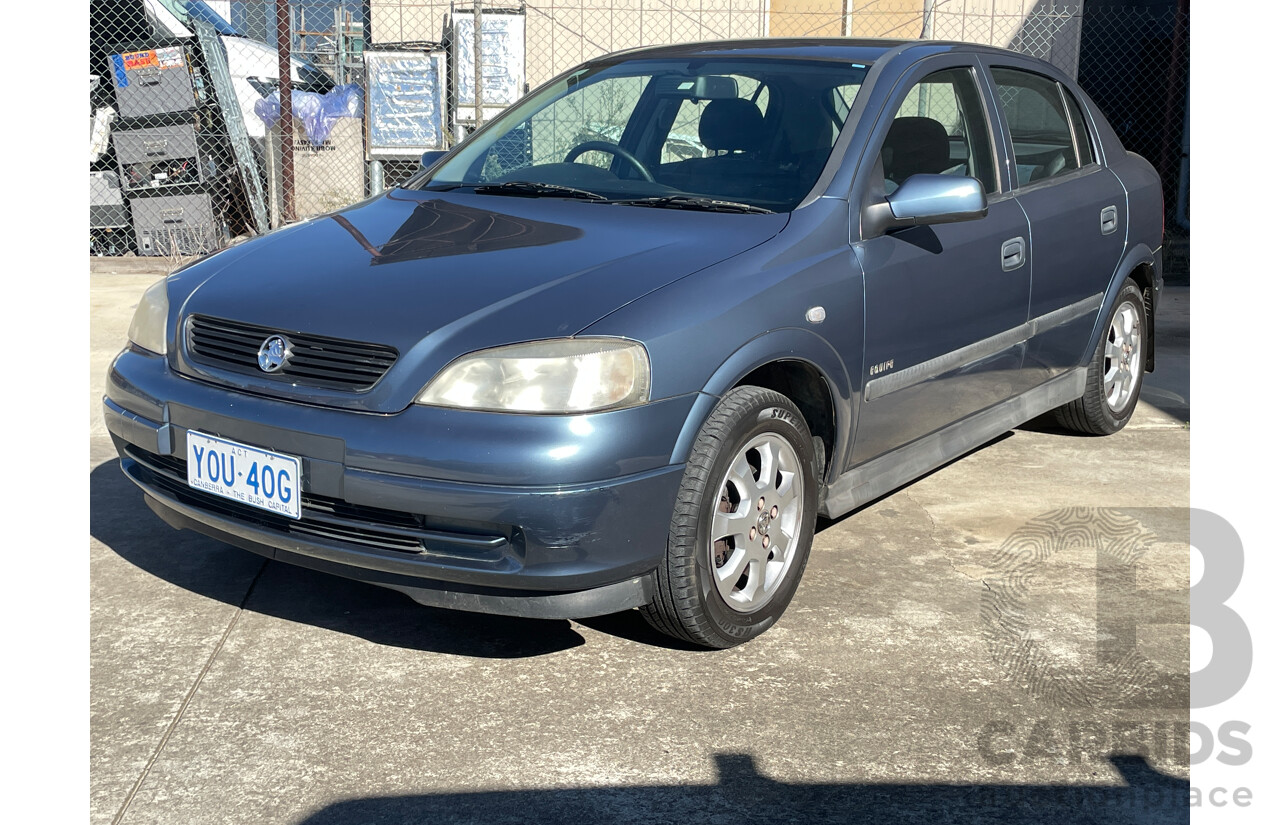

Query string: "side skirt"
[819, 368, 1087, 518]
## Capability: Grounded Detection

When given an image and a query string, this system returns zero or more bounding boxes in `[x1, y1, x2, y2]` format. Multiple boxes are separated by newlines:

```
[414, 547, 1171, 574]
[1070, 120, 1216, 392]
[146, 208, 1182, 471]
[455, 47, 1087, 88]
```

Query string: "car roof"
[588, 38, 1018, 67]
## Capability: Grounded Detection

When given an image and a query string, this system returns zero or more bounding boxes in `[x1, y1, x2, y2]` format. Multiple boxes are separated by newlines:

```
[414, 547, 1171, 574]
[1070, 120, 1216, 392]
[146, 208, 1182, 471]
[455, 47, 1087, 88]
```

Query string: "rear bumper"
[104, 349, 693, 618]
[1147, 244, 1165, 372]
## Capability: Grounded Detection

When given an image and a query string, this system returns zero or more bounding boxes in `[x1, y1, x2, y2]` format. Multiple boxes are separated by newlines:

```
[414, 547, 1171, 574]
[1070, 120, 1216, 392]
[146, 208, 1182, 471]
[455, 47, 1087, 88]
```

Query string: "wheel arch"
[1083, 243, 1158, 373]
[668, 329, 853, 484]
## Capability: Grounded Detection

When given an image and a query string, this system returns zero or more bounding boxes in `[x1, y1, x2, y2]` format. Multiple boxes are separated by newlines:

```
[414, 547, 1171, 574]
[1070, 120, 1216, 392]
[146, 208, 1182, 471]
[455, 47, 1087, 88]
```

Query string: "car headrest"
[699, 99, 766, 153]
[882, 116, 951, 182]
[783, 100, 834, 156]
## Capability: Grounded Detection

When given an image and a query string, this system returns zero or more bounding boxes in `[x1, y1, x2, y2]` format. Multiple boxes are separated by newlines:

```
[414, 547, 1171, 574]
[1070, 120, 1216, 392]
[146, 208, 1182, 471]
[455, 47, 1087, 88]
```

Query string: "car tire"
[640, 386, 819, 648]
[1053, 278, 1147, 435]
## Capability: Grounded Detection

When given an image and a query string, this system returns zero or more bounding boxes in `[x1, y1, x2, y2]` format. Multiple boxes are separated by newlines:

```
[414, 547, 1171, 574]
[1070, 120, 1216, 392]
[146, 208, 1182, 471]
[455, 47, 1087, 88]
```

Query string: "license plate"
[186, 431, 302, 520]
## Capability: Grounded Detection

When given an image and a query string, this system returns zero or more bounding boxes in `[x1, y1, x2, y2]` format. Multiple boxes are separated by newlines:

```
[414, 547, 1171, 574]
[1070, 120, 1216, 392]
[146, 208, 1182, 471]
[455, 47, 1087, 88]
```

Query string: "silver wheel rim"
[1104, 300, 1143, 413]
[708, 433, 805, 613]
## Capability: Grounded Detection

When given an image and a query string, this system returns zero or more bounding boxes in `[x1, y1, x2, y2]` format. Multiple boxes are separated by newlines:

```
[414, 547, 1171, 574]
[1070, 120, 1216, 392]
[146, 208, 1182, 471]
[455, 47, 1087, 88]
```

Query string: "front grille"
[186, 315, 398, 392]
[124, 445, 507, 559]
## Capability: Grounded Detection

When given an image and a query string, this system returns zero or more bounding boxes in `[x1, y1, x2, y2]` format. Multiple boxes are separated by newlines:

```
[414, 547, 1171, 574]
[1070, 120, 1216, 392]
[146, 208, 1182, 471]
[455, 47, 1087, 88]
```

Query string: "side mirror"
[863, 174, 988, 237]
[420, 150, 448, 169]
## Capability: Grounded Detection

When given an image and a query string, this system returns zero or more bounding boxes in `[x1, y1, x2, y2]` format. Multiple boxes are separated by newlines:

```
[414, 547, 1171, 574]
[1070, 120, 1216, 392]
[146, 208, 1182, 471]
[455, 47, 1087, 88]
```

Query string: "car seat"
[881, 116, 951, 188]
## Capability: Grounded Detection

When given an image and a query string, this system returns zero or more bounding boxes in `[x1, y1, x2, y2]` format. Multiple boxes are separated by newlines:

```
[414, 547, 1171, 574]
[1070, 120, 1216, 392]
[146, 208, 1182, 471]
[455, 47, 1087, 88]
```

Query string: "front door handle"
[1001, 237, 1025, 272]
[1100, 205, 1118, 235]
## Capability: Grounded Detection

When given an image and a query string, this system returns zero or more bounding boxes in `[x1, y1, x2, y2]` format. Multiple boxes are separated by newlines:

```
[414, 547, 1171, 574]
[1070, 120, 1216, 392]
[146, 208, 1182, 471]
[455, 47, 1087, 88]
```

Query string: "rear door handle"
[1001, 237, 1025, 272]
[1100, 205, 1118, 235]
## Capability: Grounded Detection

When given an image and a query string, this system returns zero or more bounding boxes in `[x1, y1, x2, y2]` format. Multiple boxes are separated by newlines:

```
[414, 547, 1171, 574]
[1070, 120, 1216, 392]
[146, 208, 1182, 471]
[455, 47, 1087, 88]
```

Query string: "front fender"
[667, 327, 854, 468]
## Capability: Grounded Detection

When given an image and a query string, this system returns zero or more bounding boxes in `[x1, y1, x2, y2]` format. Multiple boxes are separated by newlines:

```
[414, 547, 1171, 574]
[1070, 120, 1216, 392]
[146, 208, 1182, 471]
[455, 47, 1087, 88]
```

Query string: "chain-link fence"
[89, 0, 1187, 271]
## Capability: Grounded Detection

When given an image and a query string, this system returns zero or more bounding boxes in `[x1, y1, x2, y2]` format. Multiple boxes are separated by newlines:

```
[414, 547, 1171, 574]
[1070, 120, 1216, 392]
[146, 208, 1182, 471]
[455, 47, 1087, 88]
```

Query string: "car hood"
[174, 189, 787, 412]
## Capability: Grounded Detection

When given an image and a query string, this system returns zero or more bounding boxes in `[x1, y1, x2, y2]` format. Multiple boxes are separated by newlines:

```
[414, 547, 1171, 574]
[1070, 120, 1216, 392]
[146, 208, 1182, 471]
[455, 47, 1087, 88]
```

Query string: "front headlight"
[127, 278, 170, 355]
[416, 338, 651, 413]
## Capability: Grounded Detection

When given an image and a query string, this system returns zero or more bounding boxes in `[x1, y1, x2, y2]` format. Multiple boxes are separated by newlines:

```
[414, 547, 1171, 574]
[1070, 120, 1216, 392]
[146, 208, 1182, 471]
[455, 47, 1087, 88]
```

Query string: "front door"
[851, 64, 1032, 466]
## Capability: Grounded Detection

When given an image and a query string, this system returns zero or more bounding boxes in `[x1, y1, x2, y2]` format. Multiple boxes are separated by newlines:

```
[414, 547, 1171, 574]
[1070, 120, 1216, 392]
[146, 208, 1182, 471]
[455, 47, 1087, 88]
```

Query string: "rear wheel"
[1053, 278, 1146, 435]
[641, 386, 819, 648]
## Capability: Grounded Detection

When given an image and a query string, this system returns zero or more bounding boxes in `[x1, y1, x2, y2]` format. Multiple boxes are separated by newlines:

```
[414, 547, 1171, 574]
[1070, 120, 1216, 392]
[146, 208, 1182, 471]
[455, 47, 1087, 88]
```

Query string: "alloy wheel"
[1104, 301, 1143, 412]
[708, 433, 806, 612]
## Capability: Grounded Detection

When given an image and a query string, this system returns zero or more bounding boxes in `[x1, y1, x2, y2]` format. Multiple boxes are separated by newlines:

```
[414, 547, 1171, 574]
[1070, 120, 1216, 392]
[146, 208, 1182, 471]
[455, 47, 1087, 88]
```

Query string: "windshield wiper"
[472, 181, 608, 201]
[605, 195, 775, 214]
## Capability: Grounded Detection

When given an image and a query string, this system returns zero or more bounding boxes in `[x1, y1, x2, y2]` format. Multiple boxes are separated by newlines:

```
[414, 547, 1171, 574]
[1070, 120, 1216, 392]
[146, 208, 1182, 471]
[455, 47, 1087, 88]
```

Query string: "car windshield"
[413, 58, 870, 212]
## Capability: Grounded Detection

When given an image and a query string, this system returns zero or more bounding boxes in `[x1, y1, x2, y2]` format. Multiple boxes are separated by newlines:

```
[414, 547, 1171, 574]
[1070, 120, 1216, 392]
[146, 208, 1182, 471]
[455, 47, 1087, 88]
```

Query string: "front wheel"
[641, 386, 819, 648]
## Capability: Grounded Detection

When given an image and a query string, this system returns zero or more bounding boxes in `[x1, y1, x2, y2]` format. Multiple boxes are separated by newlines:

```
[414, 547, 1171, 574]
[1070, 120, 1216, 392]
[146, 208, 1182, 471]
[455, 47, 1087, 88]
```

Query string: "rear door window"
[990, 68, 1081, 186]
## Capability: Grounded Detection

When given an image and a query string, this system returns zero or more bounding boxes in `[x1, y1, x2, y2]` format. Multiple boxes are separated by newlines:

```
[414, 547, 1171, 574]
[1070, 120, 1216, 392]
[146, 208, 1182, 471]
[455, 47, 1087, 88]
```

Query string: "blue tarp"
[254, 84, 362, 146]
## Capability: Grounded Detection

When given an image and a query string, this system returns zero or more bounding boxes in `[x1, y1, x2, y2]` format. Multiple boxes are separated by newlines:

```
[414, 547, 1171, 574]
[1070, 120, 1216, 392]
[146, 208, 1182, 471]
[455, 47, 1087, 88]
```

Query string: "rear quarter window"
[1061, 87, 1097, 166]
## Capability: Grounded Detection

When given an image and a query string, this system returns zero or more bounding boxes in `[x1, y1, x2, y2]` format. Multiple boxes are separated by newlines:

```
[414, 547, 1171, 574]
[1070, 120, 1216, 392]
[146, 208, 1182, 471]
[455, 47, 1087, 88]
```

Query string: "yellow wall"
[768, 0, 844, 37]
[367, 2, 1083, 87]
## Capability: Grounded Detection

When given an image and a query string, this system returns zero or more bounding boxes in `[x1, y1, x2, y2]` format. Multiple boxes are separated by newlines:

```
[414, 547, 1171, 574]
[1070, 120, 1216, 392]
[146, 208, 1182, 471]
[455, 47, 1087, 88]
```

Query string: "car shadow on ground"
[294, 753, 1189, 825]
[1017, 411, 1101, 436]
[91, 460, 588, 658]
[572, 610, 711, 651]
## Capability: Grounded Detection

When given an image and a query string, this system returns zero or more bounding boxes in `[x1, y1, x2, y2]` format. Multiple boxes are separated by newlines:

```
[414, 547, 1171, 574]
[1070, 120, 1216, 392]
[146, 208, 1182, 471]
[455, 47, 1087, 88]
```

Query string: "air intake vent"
[186, 315, 398, 391]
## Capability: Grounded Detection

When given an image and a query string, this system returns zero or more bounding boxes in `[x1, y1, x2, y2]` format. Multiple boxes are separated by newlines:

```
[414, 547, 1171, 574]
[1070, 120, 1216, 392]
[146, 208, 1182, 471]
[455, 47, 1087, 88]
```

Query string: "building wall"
[524, 1, 772, 88]
[367, 1, 1084, 89]
[932, 1, 1083, 77]
[768, 0, 844, 36]
[771, 1, 1084, 76]
[369, 1, 771, 89]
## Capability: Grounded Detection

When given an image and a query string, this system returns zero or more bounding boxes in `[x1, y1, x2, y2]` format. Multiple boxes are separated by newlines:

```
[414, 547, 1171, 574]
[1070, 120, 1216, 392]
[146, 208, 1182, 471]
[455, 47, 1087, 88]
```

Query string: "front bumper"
[105, 349, 694, 618]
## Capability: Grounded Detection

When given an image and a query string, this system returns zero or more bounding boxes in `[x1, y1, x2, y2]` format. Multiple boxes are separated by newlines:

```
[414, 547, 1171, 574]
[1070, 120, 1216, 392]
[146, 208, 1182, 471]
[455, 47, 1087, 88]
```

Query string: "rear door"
[850, 58, 1032, 466]
[983, 62, 1128, 378]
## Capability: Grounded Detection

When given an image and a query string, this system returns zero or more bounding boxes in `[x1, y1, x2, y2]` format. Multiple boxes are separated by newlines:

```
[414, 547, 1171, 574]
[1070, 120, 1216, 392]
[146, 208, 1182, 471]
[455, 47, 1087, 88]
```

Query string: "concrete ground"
[90, 266, 1190, 825]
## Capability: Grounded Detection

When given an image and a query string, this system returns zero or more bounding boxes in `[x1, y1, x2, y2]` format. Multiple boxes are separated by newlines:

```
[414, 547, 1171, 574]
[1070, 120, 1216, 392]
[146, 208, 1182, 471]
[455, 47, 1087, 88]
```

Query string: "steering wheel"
[563, 141, 655, 183]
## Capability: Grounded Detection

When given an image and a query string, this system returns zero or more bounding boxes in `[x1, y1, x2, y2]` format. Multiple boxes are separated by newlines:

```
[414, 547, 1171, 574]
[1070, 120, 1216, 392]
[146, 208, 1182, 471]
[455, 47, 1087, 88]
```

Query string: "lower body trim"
[821, 368, 1086, 518]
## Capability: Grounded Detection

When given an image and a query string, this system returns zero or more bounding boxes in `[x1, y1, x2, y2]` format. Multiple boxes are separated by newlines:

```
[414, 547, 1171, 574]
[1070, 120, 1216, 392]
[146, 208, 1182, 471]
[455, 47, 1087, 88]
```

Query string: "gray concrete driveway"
[91, 267, 1190, 825]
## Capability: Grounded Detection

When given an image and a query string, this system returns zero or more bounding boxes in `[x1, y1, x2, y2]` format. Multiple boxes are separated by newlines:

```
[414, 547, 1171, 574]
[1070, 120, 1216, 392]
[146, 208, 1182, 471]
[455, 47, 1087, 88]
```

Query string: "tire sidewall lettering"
[758, 406, 800, 429]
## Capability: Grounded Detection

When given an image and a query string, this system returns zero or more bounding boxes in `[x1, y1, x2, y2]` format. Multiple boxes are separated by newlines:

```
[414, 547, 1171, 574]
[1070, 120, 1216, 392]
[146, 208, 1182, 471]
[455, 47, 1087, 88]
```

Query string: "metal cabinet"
[130, 192, 220, 257]
[108, 45, 199, 118]
[113, 123, 206, 191]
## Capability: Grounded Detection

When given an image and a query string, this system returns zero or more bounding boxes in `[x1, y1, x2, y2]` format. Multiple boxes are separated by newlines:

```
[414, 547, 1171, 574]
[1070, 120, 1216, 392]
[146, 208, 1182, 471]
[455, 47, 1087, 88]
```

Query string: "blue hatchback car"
[106, 39, 1163, 648]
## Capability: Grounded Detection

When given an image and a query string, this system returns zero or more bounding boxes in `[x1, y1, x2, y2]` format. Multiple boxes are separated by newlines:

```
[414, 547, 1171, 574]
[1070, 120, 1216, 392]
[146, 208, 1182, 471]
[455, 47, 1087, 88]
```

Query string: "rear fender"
[1081, 242, 1158, 371]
